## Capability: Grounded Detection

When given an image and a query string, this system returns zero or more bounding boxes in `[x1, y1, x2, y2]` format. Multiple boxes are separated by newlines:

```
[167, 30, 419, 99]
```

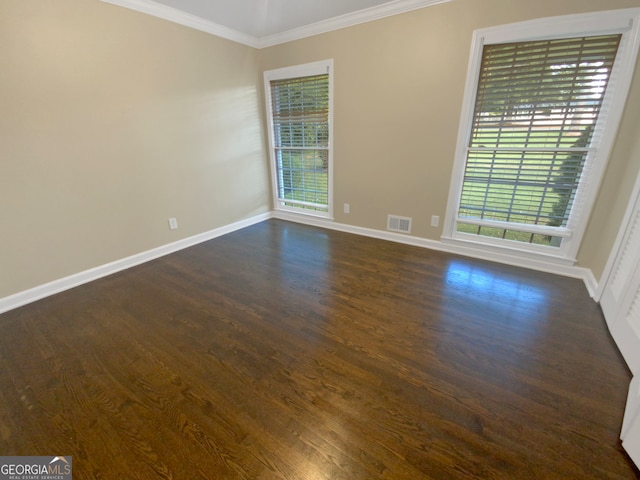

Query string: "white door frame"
[597, 162, 640, 468]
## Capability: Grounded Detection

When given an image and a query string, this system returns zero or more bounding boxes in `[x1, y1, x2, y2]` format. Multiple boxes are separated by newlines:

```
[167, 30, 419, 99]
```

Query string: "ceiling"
[155, 0, 396, 38]
[101, 0, 451, 48]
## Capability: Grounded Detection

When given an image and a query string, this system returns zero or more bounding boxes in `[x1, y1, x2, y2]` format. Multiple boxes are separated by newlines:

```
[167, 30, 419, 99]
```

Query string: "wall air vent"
[387, 215, 412, 233]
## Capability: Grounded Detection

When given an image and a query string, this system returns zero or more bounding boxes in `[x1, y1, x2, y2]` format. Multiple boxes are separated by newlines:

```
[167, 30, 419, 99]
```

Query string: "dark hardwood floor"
[0, 219, 638, 479]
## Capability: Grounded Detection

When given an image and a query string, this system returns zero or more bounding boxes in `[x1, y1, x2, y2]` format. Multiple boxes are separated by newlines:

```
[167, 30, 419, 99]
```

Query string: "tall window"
[459, 35, 620, 245]
[444, 10, 640, 262]
[264, 60, 333, 218]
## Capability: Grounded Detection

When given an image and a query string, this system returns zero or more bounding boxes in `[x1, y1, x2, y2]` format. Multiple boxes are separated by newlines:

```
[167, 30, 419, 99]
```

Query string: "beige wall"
[581, 58, 640, 279]
[3, 0, 640, 301]
[0, 0, 270, 298]
[259, 0, 640, 279]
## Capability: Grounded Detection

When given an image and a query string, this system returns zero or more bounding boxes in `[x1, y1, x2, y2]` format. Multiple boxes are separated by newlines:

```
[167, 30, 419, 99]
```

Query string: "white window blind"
[457, 34, 621, 246]
[269, 73, 330, 213]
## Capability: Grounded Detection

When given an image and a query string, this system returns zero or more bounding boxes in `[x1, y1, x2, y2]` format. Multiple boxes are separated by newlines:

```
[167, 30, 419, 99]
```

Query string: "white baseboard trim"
[1, 210, 601, 315]
[273, 211, 599, 297]
[0, 212, 271, 315]
[582, 269, 600, 300]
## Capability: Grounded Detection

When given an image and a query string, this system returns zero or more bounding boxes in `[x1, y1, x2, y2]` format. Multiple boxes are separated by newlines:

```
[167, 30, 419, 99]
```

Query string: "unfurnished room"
[2, 0, 640, 478]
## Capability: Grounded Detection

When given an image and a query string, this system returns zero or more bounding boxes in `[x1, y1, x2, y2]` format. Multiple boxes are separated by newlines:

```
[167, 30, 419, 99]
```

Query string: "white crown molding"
[257, 0, 453, 48]
[99, 0, 452, 49]
[0, 212, 270, 315]
[99, 0, 261, 47]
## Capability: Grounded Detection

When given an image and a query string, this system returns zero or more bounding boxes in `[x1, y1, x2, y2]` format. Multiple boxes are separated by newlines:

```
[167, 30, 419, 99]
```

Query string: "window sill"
[440, 234, 577, 268]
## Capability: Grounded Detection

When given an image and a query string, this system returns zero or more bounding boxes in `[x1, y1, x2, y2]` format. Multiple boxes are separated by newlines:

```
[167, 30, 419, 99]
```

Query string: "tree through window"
[456, 35, 620, 246]
[444, 10, 640, 262]
[264, 61, 333, 217]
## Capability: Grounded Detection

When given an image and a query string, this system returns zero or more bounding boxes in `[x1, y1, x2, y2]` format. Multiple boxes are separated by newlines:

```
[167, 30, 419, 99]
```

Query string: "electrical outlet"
[431, 215, 440, 227]
[344, 203, 350, 214]
[168, 218, 178, 230]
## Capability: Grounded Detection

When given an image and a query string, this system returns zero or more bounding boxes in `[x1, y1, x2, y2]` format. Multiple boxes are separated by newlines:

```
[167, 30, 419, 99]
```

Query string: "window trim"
[263, 59, 334, 219]
[442, 8, 640, 264]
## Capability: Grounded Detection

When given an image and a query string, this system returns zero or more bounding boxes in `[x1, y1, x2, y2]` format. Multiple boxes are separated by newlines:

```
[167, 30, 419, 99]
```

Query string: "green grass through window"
[457, 125, 590, 246]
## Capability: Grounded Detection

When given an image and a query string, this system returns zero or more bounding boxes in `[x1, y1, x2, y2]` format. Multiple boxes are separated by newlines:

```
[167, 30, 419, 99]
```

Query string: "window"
[443, 9, 640, 263]
[264, 60, 333, 218]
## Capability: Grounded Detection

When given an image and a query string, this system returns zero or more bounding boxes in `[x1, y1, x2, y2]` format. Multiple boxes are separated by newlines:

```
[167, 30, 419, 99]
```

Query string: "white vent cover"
[387, 215, 412, 233]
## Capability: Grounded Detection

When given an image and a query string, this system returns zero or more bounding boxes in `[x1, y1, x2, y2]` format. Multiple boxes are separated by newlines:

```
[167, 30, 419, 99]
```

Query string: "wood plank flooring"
[0, 219, 638, 479]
